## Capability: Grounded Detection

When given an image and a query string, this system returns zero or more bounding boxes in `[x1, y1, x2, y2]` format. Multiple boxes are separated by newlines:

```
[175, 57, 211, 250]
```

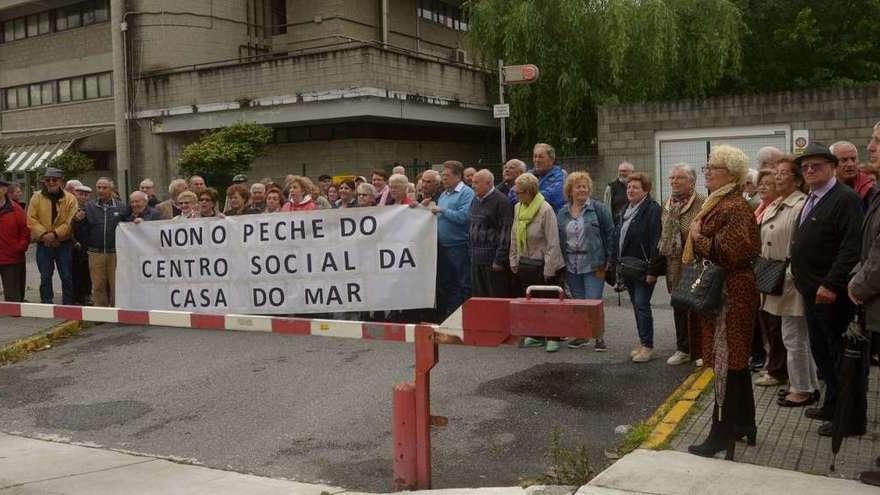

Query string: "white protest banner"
[115, 206, 437, 314]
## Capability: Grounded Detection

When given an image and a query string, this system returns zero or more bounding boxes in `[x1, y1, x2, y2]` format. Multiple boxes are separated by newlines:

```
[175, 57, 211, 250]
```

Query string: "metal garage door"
[657, 130, 789, 200]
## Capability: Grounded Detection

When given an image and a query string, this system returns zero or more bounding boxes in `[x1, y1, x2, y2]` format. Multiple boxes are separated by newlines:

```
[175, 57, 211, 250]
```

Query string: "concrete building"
[1, 0, 496, 195]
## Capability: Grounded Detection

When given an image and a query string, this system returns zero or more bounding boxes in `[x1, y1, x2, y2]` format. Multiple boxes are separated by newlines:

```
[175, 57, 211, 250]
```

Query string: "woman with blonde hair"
[281, 176, 317, 212]
[556, 171, 614, 351]
[685, 145, 760, 460]
[510, 173, 565, 352]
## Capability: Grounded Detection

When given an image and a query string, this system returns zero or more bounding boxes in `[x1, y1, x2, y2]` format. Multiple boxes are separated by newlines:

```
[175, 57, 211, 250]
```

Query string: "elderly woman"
[753, 169, 787, 388]
[356, 183, 377, 207]
[264, 188, 283, 213]
[616, 172, 662, 363]
[387, 173, 414, 205]
[224, 184, 250, 216]
[686, 145, 760, 460]
[336, 180, 357, 208]
[172, 191, 199, 220]
[510, 173, 565, 352]
[652, 163, 705, 366]
[761, 157, 818, 407]
[198, 188, 224, 218]
[556, 171, 614, 351]
[282, 176, 317, 211]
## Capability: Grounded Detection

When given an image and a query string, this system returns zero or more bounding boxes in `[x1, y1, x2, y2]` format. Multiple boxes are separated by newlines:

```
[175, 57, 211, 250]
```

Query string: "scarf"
[754, 198, 773, 224]
[681, 182, 738, 264]
[41, 186, 64, 224]
[658, 193, 696, 258]
[514, 192, 545, 255]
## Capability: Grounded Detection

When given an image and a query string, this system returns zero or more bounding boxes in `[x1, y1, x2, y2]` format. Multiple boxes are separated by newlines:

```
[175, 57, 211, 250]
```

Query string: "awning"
[0, 127, 115, 172]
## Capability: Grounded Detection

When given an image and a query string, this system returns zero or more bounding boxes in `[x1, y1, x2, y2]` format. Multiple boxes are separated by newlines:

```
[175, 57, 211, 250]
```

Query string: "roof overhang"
[0, 126, 115, 172]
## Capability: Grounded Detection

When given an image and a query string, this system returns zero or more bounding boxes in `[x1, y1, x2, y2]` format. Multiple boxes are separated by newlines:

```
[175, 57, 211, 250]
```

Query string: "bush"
[31, 150, 95, 180]
[177, 121, 273, 189]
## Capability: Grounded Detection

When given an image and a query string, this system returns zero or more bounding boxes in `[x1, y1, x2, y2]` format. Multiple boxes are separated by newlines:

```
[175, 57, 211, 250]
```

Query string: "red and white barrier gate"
[0, 288, 603, 491]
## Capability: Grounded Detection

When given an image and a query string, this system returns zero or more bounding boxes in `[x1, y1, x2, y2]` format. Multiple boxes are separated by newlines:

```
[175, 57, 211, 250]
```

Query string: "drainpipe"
[380, 0, 389, 46]
[111, 0, 132, 195]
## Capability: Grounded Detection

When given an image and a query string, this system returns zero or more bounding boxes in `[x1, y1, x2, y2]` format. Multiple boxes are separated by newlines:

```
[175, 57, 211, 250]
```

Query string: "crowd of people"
[2, 127, 880, 480]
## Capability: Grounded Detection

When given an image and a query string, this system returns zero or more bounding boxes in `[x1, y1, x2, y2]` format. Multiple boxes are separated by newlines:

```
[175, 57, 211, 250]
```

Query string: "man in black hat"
[26, 167, 78, 304]
[790, 142, 864, 436]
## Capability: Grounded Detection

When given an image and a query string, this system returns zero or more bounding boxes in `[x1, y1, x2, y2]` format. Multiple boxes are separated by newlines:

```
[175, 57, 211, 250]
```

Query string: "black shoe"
[777, 388, 789, 398]
[817, 421, 866, 437]
[860, 470, 880, 487]
[567, 338, 589, 349]
[748, 355, 766, 371]
[805, 406, 833, 421]
[778, 395, 816, 408]
[689, 436, 737, 460]
[736, 426, 757, 446]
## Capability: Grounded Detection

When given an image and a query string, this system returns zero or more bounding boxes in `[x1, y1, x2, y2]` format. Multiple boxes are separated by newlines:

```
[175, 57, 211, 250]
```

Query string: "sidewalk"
[670, 368, 880, 480]
[0, 316, 64, 347]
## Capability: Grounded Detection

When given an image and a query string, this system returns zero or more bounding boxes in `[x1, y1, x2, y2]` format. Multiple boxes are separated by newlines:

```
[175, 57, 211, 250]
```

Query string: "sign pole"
[498, 59, 507, 164]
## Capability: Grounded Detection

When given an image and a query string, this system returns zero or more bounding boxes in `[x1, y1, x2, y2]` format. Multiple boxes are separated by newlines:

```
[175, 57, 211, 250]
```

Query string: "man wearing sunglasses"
[26, 167, 79, 305]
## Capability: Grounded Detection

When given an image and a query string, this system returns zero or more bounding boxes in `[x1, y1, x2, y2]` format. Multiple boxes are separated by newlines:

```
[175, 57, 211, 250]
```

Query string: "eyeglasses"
[44, 178, 59, 183]
[800, 161, 829, 171]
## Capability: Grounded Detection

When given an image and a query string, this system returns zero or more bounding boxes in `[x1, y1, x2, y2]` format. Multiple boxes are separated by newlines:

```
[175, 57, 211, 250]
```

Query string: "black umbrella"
[830, 308, 870, 471]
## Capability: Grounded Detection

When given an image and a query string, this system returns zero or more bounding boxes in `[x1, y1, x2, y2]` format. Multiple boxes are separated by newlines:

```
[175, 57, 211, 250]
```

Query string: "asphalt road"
[0, 289, 690, 492]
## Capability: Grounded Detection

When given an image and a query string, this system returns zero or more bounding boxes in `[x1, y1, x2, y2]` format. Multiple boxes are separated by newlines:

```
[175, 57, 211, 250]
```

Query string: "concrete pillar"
[110, 0, 131, 194]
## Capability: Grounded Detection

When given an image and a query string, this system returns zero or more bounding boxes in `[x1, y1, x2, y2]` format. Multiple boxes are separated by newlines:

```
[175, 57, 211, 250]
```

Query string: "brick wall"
[597, 85, 880, 188]
[133, 45, 490, 110]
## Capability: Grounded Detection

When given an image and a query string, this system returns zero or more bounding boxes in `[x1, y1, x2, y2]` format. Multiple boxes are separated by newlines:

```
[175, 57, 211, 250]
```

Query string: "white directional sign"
[493, 104, 510, 119]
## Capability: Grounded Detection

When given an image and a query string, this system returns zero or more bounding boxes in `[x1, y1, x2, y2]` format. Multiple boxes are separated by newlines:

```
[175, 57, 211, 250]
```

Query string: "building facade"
[1, 0, 496, 195]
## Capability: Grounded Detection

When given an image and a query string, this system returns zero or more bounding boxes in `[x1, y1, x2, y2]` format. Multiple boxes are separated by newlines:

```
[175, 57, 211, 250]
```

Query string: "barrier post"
[392, 382, 417, 490]
[413, 324, 438, 489]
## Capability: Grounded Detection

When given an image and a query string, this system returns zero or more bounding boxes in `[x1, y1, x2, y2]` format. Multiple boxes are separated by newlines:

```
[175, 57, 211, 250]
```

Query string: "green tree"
[465, 0, 744, 153]
[177, 121, 273, 188]
[729, 0, 880, 92]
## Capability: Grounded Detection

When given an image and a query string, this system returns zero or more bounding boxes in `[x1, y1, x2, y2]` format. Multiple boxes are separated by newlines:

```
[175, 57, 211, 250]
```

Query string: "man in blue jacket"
[430, 161, 475, 319]
[530, 143, 566, 212]
[73, 177, 125, 307]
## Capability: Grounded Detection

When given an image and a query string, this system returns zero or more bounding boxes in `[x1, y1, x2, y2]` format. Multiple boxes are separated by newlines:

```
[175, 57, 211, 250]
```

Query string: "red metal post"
[413, 324, 438, 489]
[392, 382, 417, 490]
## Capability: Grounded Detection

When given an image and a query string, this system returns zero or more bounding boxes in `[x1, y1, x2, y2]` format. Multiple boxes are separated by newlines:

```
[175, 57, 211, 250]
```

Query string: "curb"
[0, 320, 84, 365]
[639, 367, 714, 449]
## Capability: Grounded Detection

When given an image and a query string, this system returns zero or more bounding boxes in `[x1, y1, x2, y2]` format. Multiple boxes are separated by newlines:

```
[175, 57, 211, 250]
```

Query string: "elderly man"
[462, 167, 477, 188]
[418, 169, 442, 204]
[71, 184, 93, 306]
[0, 179, 29, 302]
[157, 179, 188, 219]
[648, 163, 705, 365]
[123, 191, 161, 223]
[139, 179, 159, 207]
[468, 169, 513, 298]
[849, 124, 880, 487]
[530, 143, 566, 212]
[74, 177, 125, 307]
[246, 182, 268, 214]
[603, 161, 634, 224]
[832, 140, 876, 211]
[9, 182, 25, 209]
[27, 167, 78, 304]
[188, 175, 207, 196]
[431, 161, 476, 318]
[498, 159, 526, 201]
[790, 143, 864, 437]
[65, 179, 84, 195]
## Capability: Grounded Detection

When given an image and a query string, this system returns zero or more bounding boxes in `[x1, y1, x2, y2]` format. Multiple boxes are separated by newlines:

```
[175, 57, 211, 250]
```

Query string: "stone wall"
[597, 85, 880, 188]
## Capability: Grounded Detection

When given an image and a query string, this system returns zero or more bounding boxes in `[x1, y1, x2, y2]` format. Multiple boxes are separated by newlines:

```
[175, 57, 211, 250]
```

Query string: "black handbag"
[671, 259, 725, 315]
[618, 256, 649, 281]
[753, 257, 788, 296]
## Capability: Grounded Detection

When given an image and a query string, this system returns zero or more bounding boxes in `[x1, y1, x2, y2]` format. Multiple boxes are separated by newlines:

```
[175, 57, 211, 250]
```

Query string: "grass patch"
[521, 427, 593, 487]
[618, 421, 653, 454]
[0, 321, 90, 366]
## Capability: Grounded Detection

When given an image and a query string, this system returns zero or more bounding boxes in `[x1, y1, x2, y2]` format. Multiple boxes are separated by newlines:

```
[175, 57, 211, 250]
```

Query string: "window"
[84, 75, 99, 99]
[98, 73, 112, 97]
[1, 0, 110, 43]
[58, 80, 71, 102]
[15, 87, 28, 107]
[71, 77, 84, 100]
[270, 0, 287, 35]
[29, 84, 42, 106]
[5, 89, 17, 110]
[41, 82, 55, 105]
[416, 0, 468, 32]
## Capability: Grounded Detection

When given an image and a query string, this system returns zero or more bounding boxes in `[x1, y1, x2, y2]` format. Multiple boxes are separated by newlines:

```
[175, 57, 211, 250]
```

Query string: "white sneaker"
[630, 346, 644, 358]
[694, 358, 704, 367]
[666, 351, 690, 366]
[632, 347, 655, 363]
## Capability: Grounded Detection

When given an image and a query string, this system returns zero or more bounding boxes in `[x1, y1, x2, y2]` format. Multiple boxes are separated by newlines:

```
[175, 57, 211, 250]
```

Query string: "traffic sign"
[493, 104, 510, 119]
[502, 64, 540, 85]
